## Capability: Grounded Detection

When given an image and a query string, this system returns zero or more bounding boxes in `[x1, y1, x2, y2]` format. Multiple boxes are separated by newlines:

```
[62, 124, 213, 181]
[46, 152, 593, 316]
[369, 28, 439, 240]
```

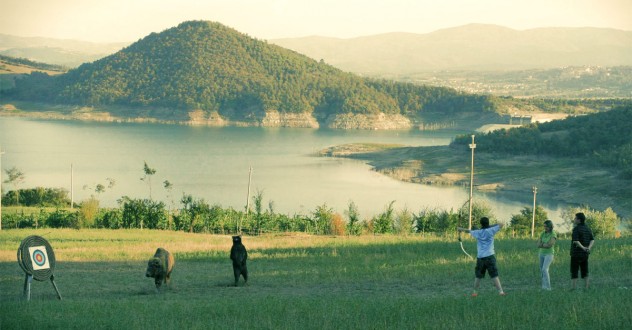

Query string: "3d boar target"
[17, 235, 62, 301]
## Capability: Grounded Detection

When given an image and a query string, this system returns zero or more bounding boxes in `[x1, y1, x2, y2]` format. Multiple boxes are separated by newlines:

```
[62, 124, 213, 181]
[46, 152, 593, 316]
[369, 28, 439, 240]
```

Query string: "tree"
[163, 180, 174, 227]
[79, 197, 100, 228]
[562, 206, 621, 237]
[413, 208, 431, 234]
[95, 184, 105, 195]
[470, 201, 496, 226]
[372, 201, 396, 234]
[4, 167, 25, 205]
[330, 213, 346, 236]
[83, 177, 115, 202]
[312, 203, 334, 235]
[141, 161, 156, 199]
[252, 190, 264, 235]
[345, 201, 362, 236]
[414, 207, 455, 234]
[120, 196, 167, 230]
[163, 180, 173, 202]
[395, 208, 413, 235]
[510, 206, 548, 237]
[177, 194, 214, 233]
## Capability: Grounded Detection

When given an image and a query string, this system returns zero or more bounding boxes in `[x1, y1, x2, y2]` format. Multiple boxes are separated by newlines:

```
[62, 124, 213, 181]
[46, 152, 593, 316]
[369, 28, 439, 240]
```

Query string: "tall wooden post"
[531, 186, 537, 238]
[70, 163, 74, 209]
[468, 135, 476, 230]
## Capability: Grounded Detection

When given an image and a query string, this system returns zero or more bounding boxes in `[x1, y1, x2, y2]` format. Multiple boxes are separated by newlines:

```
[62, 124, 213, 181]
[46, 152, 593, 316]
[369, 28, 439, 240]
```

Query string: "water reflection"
[0, 117, 570, 224]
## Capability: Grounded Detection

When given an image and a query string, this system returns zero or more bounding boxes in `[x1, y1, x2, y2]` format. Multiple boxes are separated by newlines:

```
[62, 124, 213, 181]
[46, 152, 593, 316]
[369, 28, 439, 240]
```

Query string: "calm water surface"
[0, 117, 568, 224]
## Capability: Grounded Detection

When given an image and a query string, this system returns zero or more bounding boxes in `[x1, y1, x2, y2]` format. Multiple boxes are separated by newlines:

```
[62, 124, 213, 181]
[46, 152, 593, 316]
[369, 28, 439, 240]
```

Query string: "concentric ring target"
[32, 248, 47, 267]
[33, 250, 45, 264]
[17, 236, 56, 281]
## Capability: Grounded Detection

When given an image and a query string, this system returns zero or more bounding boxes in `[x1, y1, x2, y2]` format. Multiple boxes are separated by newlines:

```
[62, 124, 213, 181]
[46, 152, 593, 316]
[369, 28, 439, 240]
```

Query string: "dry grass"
[1, 229, 631, 329]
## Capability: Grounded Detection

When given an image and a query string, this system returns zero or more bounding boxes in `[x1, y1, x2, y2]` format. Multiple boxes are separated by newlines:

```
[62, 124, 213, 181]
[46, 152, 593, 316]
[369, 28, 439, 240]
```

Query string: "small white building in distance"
[477, 113, 570, 133]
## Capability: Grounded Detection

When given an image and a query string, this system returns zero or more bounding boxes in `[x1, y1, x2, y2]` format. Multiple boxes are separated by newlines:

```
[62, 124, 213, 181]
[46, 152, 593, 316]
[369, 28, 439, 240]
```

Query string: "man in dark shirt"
[570, 212, 594, 290]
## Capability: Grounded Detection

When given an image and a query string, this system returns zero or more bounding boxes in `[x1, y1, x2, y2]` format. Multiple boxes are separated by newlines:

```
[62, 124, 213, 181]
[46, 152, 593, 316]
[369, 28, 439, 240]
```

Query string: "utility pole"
[241, 166, 253, 235]
[70, 164, 74, 209]
[468, 135, 476, 230]
[531, 186, 537, 238]
[245, 166, 252, 214]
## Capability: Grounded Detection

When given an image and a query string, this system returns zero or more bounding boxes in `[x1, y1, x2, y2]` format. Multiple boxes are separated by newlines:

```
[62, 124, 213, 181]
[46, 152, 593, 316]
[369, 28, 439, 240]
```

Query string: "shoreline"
[319, 143, 631, 218]
[3, 109, 628, 217]
[0, 104, 413, 130]
[0, 102, 502, 131]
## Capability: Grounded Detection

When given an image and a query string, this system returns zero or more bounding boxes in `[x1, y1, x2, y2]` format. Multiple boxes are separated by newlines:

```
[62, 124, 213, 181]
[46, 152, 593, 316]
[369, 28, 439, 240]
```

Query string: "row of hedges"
[1, 195, 625, 237]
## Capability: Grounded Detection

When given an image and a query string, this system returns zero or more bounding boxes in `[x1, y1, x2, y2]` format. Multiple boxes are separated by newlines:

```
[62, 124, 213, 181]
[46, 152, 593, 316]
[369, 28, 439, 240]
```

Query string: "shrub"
[46, 209, 80, 229]
[395, 208, 413, 235]
[311, 204, 335, 235]
[331, 213, 346, 236]
[96, 208, 123, 229]
[2, 187, 70, 207]
[79, 197, 100, 228]
[372, 201, 396, 234]
[346, 201, 362, 236]
[120, 197, 167, 229]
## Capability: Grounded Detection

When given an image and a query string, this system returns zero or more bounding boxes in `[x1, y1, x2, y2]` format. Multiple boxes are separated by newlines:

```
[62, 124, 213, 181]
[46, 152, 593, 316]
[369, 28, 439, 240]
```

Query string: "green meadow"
[0, 229, 630, 329]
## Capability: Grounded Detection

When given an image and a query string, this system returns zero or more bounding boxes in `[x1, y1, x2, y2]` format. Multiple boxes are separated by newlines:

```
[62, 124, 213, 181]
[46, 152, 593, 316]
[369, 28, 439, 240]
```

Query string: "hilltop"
[3, 25, 632, 99]
[2, 21, 503, 129]
[3, 22, 629, 129]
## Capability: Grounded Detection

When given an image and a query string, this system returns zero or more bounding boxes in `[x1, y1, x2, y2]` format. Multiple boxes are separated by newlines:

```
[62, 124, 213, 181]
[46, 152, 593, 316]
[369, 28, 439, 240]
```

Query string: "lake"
[0, 117, 569, 227]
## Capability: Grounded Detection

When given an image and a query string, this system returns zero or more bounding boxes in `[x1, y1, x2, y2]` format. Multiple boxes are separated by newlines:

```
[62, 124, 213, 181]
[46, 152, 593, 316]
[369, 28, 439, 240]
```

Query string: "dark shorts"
[475, 255, 499, 279]
[570, 255, 589, 279]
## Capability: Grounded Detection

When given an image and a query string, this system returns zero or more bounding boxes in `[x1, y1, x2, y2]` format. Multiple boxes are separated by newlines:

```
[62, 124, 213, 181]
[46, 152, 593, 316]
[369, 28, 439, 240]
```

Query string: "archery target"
[29, 246, 50, 270]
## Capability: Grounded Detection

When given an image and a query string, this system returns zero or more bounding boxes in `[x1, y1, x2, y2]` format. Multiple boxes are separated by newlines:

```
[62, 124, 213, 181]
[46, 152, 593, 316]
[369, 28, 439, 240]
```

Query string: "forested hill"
[452, 105, 632, 178]
[3, 21, 493, 126]
[0, 54, 67, 73]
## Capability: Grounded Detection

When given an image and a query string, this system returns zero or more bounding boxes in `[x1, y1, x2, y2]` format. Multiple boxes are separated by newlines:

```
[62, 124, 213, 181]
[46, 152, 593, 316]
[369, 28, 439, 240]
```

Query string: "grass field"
[1, 229, 630, 329]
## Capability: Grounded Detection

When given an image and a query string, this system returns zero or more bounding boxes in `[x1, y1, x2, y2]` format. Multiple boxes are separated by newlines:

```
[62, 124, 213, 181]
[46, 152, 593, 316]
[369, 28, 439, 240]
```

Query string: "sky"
[1, 0, 631, 43]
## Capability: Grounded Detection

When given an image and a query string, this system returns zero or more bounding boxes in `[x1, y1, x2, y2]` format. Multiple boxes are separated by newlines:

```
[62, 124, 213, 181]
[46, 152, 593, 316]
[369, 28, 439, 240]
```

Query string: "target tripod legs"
[50, 275, 62, 300]
[23, 274, 33, 301]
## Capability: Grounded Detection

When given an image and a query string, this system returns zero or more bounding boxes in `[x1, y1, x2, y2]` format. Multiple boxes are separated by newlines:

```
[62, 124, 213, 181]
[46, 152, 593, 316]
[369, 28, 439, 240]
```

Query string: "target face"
[29, 246, 50, 270]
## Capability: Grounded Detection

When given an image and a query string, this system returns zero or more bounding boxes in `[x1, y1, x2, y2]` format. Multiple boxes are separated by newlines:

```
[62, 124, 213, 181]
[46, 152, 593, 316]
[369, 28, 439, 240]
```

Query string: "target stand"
[17, 235, 62, 301]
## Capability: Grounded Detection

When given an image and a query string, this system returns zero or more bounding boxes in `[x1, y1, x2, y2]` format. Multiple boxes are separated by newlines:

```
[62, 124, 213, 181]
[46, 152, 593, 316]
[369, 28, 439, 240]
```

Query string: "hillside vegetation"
[0, 55, 66, 90]
[396, 66, 632, 98]
[452, 105, 632, 178]
[3, 21, 630, 128]
[0, 54, 67, 73]
[2, 21, 496, 128]
[323, 107, 632, 217]
[0, 33, 127, 67]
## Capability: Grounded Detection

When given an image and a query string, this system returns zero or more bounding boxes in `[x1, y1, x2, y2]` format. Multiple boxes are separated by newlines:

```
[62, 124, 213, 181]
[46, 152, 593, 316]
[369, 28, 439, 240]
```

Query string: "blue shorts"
[475, 255, 499, 279]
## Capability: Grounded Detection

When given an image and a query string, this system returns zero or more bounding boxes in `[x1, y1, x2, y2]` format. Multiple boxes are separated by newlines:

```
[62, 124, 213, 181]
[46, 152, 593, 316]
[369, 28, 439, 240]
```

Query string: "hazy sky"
[2, 0, 631, 42]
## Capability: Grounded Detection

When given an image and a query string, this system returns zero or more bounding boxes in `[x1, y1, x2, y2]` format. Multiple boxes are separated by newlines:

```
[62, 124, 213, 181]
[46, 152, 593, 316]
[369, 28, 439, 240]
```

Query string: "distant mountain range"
[0, 34, 127, 68]
[271, 24, 632, 74]
[2, 24, 630, 74]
